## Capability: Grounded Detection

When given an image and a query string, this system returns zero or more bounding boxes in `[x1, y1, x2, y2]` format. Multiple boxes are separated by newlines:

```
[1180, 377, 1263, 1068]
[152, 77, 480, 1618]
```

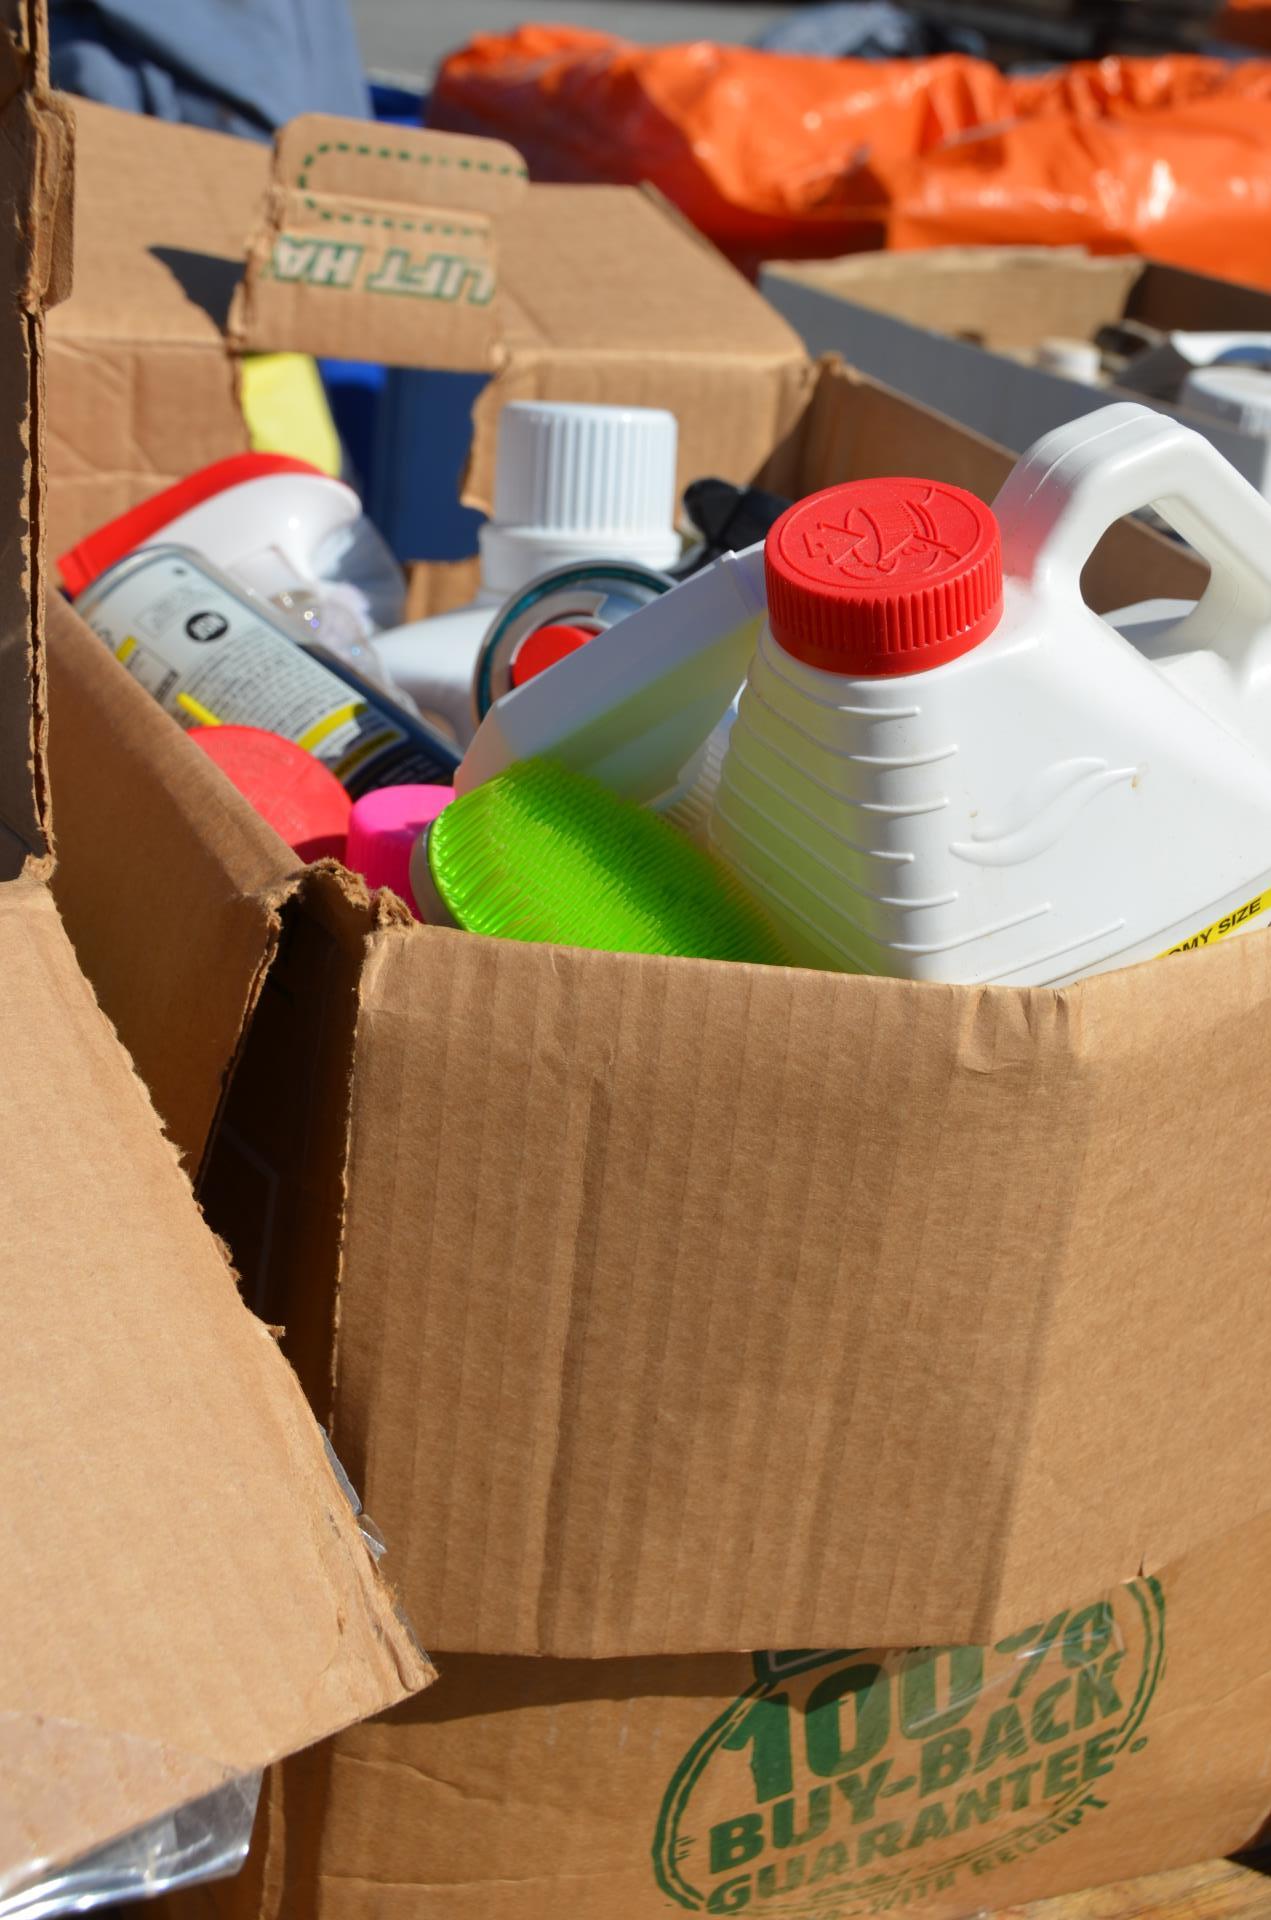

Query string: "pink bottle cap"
[346, 784, 453, 915]
[189, 725, 351, 863]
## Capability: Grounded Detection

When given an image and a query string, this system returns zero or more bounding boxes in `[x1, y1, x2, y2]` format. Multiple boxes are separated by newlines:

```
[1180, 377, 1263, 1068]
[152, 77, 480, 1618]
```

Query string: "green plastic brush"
[410, 757, 791, 964]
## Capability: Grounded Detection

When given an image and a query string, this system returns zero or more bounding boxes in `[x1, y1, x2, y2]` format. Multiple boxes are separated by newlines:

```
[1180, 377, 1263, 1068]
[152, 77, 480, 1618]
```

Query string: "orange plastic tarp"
[431, 26, 1271, 287]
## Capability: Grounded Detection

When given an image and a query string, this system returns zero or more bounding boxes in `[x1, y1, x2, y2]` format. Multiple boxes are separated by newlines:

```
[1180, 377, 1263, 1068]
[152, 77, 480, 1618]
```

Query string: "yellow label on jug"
[1159, 888, 1271, 957]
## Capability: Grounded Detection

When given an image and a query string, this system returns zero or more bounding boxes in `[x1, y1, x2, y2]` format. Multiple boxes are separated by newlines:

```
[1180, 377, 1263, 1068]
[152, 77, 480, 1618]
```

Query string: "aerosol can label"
[78, 547, 406, 788]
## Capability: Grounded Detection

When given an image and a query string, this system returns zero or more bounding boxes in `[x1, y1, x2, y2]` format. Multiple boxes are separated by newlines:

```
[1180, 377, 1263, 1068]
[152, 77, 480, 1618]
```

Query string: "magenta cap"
[346, 784, 453, 915]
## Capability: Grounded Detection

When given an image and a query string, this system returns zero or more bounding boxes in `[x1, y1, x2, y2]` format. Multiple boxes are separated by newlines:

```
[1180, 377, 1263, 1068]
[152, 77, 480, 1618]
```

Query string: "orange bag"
[431, 26, 1271, 288]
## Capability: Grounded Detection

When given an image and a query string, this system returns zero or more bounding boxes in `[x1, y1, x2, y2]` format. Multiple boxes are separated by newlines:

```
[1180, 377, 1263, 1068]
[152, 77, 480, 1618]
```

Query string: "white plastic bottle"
[58, 452, 407, 670]
[375, 400, 681, 744]
[709, 402, 1271, 986]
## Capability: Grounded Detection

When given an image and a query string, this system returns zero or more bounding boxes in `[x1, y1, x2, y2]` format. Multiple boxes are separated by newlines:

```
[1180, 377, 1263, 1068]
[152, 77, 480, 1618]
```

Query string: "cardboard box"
[45, 98, 810, 564]
[0, 12, 432, 1906]
[761, 249, 1271, 491]
[40, 83, 1271, 1918]
[182, 1509, 1271, 1920]
[46, 358, 1232, 1665]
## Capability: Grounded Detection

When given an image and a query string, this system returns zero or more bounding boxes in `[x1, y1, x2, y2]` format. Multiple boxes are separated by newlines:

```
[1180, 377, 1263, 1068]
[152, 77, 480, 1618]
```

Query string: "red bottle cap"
[764, 479, 1003, 676]
[57, 453, 326, 598]
[189, 726, 351, 864]
[510, 622, 596, 688]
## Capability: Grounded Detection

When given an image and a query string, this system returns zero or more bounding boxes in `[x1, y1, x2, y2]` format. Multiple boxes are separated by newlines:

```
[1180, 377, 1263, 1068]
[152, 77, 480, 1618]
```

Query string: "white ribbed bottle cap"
[1180, 364, 1271, 437]
[481, 401, 680, 590]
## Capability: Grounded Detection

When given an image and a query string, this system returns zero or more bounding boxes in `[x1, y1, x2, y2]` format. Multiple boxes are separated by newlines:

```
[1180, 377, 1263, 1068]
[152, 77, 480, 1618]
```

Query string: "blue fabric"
[369, 78, 425, 126]
[50, 0, 369, 140]
[754, 2, 987, 61]
[369, 369, 490, 565]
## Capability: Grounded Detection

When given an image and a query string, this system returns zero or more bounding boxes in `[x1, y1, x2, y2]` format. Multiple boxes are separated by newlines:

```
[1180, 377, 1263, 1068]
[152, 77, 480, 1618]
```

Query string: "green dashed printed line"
[296, 137, 526, 231]
[311, 209, 485, 235]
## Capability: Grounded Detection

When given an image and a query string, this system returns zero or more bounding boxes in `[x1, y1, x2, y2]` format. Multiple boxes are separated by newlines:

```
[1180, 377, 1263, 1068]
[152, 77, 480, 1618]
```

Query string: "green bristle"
[428, 758, 791, 964]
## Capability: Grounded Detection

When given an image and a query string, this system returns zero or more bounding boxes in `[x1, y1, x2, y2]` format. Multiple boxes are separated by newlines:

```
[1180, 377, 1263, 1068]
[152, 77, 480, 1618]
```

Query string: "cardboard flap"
[233, 114, 528, 371]
[330, 914, 1271, 1658]
[769, 249, 1145, 353]
[45, 592, 301, 1172]
[332, 925, 1074, 1657]
[49, 99, 268, 350]
[0, 874, 432, 1892]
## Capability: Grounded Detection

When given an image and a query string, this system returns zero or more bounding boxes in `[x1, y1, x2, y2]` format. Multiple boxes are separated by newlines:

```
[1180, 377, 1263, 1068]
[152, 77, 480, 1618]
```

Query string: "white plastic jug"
[709, 402, 1271, 986]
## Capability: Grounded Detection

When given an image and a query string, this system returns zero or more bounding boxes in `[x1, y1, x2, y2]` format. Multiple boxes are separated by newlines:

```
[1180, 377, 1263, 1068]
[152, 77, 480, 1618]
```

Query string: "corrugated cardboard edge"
[0, 7, 72, 875]
[25, 91, 74, 861]
[230, 115, 527, 371]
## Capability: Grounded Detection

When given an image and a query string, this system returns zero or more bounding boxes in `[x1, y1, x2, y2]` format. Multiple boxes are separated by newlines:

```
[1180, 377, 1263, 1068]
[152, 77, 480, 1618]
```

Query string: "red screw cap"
[510, 621, 597, 687]
[764, 479, 1003, 676]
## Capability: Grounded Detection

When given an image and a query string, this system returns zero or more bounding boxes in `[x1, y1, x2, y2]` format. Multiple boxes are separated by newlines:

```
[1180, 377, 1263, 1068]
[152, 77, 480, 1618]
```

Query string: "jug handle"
[993, 402, 1271, 659]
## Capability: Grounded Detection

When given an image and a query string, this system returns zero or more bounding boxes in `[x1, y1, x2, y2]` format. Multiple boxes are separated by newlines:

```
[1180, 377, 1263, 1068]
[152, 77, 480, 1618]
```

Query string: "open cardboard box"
[49, 336, 1248, 1662]
[761, 249, 1271, 493]
[45, 96, 809, 580]
[37, 79, 1271, 1920]
[0, 10, 432, 1913]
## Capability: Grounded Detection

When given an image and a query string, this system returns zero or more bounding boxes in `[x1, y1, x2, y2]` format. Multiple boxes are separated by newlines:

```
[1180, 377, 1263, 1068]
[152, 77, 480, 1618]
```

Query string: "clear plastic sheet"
[4, 1437, 390, 1917]
[0, 1773, 261, 1919]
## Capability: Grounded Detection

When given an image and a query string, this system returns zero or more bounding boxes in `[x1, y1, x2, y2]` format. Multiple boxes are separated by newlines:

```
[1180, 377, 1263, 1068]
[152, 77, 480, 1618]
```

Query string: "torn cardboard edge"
[4, 0, 74, 868]
[0, 70, 73, 875]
